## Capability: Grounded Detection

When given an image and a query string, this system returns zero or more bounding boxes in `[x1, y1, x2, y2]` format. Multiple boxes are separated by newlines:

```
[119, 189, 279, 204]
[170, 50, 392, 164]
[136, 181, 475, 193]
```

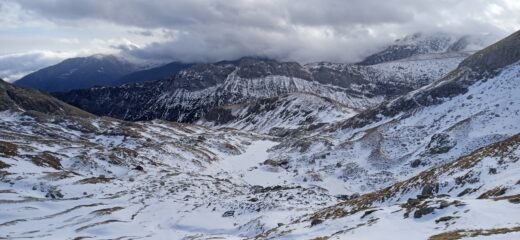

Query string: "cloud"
[5, 0, 520, 64]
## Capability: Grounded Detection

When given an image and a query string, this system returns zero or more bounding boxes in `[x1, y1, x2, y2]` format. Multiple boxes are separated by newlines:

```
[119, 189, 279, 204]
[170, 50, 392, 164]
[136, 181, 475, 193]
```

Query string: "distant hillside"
[115, 61, 193, 85]
[14, 54, 137, 92]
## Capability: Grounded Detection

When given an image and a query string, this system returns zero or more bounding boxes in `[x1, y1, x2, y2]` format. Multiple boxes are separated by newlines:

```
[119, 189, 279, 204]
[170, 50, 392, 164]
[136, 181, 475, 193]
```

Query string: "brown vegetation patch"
[0, 141, 17, 156]
[91, 206, 124, 216]
[75, 176, 115, 184]
[429, 226, 520, 240]
[29, 152, 62, 170]
[477, 186, 507, 199]
[493, 194, 520, 204]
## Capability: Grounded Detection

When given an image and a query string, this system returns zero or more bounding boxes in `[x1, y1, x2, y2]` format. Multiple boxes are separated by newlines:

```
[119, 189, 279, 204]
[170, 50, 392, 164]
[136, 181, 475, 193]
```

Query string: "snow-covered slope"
[250, 60, 520, 196]
[262, 134, 520, 239]
[359, 32, 491, 65]
[257, 30, 520, 239]
[198, 92, 357, 135]
[54, 54, 463, 127]
[0, 111, 259, 238]
[0, 80, 338, 239]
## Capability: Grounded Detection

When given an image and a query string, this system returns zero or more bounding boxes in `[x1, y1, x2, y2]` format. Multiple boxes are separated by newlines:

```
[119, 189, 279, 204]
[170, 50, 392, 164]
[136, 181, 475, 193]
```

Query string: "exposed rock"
[426, 133, 456, 154]
[435, 216, 459, 224]
[410, 159, 422, 168]
[0, 79, 93, 118]
[420, 182, 439, 197]
[45, 186, 64, 199]
[413, 206, 435, 218]
[222, 210, 235, 217]
[310, 218, 324, 227]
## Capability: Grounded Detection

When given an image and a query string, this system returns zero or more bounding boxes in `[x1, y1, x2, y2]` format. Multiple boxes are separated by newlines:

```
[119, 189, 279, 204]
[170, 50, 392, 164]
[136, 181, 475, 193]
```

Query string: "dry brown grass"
[75, 176, 114, 184]
[477, 186, 507, 199]
[429, 226, 520, 240]
[493, 194, 520, 204]
[0, 141, 17, 156]
[90, 206, 124, 216]
[29, 152, 62, 170]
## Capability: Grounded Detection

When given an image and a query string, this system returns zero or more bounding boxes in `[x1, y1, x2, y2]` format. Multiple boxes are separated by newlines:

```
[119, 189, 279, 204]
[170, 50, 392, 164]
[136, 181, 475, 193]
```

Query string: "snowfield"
[0, 112, 336, 239]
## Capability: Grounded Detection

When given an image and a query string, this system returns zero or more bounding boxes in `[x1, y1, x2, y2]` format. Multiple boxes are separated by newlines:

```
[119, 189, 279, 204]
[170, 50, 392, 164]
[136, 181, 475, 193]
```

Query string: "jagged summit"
[359, 32, 490, 65]
[54, 52, 462, 124]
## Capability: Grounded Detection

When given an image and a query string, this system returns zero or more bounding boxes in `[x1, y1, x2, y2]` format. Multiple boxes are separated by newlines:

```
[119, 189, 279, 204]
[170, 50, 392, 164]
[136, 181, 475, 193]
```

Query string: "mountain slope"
[0, 80, 335, 239]
[198, 92, 358, 135]
[54, 53, 464, 125]
[359, 33, 488, 65]
[14, 54, 137, 92]
[270, 29, 520, 189]
[335, 30, 520, 131]
[249, 30, 520, 239]
[115, 61, 193, 85]
[0, 78, 93, 117]
[261, 134, 520, 239]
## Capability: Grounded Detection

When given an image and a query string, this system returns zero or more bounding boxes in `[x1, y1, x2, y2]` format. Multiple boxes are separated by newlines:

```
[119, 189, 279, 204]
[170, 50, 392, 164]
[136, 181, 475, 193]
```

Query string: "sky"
[1, 0, 519, 82]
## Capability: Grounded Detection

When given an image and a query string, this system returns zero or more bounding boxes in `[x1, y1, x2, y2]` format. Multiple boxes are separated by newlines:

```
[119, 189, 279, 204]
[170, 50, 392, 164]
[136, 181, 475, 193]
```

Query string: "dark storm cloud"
[10, 0, 520, 63]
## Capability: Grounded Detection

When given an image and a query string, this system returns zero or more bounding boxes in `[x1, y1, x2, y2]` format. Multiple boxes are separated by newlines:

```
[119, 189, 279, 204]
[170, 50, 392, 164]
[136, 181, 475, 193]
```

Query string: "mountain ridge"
[14, 54, 137, 92]
[54, 51, 465, 126]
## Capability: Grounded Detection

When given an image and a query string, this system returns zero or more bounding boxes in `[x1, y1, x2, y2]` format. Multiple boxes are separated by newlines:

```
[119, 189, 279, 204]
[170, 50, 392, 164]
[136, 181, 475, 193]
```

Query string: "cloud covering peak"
[1, 0, 519, 81]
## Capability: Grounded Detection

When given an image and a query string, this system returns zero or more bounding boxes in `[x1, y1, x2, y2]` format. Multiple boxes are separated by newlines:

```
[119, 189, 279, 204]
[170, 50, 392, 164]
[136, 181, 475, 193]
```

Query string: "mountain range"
[0, 30, 519, 239]
[13, 55, 193, 92]
[52, 32, 478, 130]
